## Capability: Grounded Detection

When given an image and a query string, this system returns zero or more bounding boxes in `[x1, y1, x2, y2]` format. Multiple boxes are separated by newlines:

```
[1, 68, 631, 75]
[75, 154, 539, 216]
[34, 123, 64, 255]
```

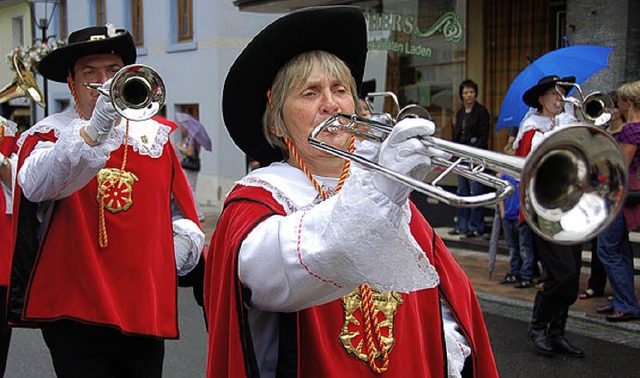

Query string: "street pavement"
[4, 205, 639, 377]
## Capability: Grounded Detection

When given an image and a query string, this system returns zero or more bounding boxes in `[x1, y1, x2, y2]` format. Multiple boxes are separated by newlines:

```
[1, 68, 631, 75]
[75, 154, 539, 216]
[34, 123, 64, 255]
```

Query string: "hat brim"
[522, 76, 576, 108]
[222, 6, 367, 165]
[38, 32, 137, 83]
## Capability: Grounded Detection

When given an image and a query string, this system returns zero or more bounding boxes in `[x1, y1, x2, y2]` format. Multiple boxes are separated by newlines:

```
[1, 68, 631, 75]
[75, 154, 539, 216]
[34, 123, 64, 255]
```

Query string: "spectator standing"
[177, 129, 205, 221]
[579, 90, 624, 300]
[594, 82, 640, 322]
[498, 172, 523, 284]
[449, 79, 490, 239]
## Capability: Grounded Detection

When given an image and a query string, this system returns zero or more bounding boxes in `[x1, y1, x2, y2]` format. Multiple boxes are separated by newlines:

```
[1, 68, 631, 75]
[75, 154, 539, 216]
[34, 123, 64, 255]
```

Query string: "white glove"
[84, 79, 119, 143]
[373, 117, 450, 204]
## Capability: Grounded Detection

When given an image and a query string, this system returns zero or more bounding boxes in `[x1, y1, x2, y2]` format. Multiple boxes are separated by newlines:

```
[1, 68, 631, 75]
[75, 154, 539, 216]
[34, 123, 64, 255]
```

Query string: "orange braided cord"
[360, 284, 390, 373]
[285, 136, 328, 199]
[286, 132, 389, 372]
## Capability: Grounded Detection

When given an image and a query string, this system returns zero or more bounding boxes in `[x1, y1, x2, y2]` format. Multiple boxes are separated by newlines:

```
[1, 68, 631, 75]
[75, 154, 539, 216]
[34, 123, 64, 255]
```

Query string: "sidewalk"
[198, 205, 640, 336]
[436, 226, 640, 338]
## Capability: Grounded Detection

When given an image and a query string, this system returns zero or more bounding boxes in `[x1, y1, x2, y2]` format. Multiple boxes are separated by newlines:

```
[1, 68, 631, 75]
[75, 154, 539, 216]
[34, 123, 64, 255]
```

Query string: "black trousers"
[40, 320, 164, 378]
[534, 235, 582, 308]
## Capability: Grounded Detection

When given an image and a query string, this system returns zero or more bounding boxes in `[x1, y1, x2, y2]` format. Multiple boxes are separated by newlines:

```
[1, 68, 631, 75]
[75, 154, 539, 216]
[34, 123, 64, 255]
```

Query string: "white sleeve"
[1, 153, 17, 214]
[172, 218, 204, 276]
[239, 168, 440, 313]
[530, 130, 546, 151]
[18, 119, 121, 202]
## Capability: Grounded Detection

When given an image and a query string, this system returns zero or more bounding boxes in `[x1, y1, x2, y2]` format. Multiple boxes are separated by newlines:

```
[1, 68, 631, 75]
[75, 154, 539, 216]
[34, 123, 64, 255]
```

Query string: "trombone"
[84, 64, 165, 121]
[309, 93, 627, 244]
[0, 55, 46, 108]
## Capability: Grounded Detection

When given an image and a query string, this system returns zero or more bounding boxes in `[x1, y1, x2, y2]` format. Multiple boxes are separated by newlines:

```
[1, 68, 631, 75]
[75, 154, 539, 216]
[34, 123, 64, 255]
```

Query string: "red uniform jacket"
[204, 184, 498, 377]
[8, 127, 200, 338]
[0, 130, 17, 286]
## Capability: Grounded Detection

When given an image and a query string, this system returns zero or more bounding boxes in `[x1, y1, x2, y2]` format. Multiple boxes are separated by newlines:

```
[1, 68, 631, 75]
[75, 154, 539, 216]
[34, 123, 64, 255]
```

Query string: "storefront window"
[363, 0, 466, 138]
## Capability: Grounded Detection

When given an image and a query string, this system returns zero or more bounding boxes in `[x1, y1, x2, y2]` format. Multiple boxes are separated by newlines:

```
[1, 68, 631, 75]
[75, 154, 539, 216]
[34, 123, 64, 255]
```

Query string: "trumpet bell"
[581, 92, 615, 126]
[521, 124, 626, 244]
[85, 64, 165, 121]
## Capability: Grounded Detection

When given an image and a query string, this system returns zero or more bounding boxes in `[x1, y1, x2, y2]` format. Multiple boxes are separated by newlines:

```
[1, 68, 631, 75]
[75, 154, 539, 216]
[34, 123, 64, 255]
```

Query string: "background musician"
[8, 25, 203, 376]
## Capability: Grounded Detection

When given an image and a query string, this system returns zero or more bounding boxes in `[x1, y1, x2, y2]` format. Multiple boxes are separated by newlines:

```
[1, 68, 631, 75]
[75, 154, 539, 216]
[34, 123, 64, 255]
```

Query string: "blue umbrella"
[175, 112, 212, 151]
[496, 45, 612, 130]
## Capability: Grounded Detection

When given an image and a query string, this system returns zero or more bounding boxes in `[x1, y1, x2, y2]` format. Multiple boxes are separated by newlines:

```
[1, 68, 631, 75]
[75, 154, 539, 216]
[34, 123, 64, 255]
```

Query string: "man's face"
[67, 54, 124, 119]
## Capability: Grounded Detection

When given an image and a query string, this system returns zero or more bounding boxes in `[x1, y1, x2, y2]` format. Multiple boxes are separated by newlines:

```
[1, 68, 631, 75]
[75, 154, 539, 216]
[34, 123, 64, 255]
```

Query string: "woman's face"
[461, 86, 477, 106]
[281, 61, 355, 170]
[539, 86, 564, 117]
[617, 97, 631, 119]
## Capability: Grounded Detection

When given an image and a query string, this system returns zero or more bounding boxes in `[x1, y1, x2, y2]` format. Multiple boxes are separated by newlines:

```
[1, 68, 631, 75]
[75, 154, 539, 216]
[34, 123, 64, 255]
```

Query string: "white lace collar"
[17, 108, 171, 157]
[236, 162, 339, 214]
[1, 116, 17, 136]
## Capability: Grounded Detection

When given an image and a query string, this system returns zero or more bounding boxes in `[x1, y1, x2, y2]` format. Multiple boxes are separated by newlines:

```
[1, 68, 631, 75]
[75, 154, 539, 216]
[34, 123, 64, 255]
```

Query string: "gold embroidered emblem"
[339, 287, 403, 364]
[96, 168, 139, 213]
[141, 135, 148, 144]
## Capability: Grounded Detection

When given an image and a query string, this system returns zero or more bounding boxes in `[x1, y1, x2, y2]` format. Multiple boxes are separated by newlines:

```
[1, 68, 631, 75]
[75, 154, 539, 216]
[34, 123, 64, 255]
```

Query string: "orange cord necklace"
[284, 135, 390, 373]
[71, 80, 129, 248]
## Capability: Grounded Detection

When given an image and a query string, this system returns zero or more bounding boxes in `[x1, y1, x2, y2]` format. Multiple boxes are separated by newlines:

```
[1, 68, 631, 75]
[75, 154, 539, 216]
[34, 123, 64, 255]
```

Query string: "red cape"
[204, 184, 498, 377]
[8, 128, 201, 337]
[0, 132, 17, 286]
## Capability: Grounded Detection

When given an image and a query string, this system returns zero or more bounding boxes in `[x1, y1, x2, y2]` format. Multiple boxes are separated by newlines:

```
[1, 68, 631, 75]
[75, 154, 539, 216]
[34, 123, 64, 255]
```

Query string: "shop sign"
[365, 11, 463, 57]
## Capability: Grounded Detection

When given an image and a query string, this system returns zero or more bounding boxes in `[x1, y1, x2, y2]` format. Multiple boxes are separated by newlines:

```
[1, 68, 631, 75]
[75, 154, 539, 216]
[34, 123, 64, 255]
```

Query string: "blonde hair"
[617, 81, 640, 108]
[262, 50, 361, 155]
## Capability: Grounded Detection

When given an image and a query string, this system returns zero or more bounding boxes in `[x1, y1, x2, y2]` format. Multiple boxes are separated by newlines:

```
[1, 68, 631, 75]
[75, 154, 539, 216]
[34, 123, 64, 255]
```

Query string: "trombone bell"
[0, 56, 45, 108]
[84, 64, 165, 121]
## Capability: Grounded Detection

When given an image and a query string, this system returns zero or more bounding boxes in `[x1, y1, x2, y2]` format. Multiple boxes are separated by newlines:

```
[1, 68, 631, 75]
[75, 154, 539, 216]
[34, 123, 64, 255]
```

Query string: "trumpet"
[556, 82, 615, 126]
[309, 96, 627, 244]
[84, 64, 165, 121]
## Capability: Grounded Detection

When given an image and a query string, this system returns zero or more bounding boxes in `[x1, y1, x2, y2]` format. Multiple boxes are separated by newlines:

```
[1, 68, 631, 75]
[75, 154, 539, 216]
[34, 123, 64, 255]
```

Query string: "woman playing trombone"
[204, 6, 498, 378]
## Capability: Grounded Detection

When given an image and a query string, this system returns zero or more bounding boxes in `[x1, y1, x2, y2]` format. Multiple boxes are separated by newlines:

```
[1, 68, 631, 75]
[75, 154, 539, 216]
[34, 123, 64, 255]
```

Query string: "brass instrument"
[84, 64, 165, 121]
[308, 93, 627, 244]
[557, 81, 615, 126]
[0, 55, 46, 108]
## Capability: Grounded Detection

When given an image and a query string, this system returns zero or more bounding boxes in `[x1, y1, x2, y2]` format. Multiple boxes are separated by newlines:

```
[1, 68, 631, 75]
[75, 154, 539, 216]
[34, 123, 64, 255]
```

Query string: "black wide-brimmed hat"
[522, 75, 576, 108]
[38, 25, 137, 83]
[222, 6, 367, 165]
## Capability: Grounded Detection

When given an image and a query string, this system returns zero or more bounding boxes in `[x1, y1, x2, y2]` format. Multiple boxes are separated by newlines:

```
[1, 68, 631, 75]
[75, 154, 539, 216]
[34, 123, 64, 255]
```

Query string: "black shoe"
[549, 335, 585, 358]
[448, 229, 464, 235]
[500, 274, 520, 284]
[514, 280, 533, 289]
[528, 328, 554, 356]
[464, 231, 483, 239]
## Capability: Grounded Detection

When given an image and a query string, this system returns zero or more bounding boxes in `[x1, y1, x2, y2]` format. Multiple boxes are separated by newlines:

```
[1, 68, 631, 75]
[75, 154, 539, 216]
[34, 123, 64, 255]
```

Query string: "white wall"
[40, 0, 281, 210]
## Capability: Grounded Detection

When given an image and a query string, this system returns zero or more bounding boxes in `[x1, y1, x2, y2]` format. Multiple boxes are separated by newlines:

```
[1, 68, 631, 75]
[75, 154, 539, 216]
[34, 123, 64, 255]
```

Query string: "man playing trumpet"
[8, 25, 204, 376]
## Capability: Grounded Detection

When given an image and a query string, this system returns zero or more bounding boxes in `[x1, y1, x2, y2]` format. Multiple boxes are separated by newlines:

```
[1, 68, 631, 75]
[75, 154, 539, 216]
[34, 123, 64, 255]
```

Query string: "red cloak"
[204, 184, 498, 377]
